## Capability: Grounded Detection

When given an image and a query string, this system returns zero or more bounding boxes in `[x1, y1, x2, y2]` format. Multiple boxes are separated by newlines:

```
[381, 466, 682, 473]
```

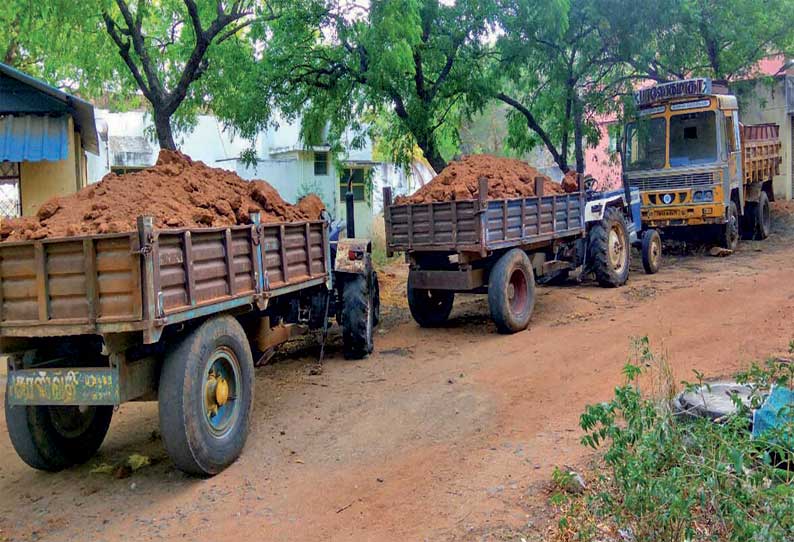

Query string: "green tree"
[98, 0, 278, 149]
[496, 0, 644, 174]
[232, 0, 502, 173]
[629, 0, 794, 81]
[2, 1, 276, 151]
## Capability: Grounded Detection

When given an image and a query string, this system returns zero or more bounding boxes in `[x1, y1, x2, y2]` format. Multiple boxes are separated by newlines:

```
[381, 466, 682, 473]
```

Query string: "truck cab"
[623, 78, 781, 249]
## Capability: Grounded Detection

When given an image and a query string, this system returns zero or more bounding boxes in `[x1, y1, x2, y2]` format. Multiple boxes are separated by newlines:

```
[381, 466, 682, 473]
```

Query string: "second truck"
[623, 78, 783, 249]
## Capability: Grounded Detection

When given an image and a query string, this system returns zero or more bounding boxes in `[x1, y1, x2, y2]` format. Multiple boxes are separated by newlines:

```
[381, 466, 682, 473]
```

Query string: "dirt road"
[3, 206, 794, 542]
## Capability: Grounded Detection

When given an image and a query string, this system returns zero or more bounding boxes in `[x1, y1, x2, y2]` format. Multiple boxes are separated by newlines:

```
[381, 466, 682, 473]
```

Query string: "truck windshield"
[669, 111, 717, 167]
[625, 117, 666, 171]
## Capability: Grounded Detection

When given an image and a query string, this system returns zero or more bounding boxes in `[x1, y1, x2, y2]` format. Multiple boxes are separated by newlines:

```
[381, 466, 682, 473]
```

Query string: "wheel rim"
[48, 406, 96, 438]
[202, 346, 241, 438]
[507, 268, 529, 316]
[650, 236, 661, 267]
[608, 225, 626, 273]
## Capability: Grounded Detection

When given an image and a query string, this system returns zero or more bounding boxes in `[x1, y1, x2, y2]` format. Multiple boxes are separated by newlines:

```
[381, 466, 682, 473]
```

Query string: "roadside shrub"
[555, 337, 794, 542]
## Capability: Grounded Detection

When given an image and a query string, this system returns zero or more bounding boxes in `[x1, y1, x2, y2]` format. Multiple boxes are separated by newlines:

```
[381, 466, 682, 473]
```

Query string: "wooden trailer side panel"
[0, 234, 141, 328]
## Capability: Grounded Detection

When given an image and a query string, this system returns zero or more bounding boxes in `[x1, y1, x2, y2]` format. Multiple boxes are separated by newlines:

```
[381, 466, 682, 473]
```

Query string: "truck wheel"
[719, 201, 739, 250]
[407, 281, 454, 328]
[754, 191, 771, 240]
[159, 315, 254, 476]
[641, 229, 662, 275]
[740, 202, 757, 240]
[589, 207, 630, 287]
[4, 397, 112, 471]
[488, 249, 535, 334]
[341, 275, 374, 359]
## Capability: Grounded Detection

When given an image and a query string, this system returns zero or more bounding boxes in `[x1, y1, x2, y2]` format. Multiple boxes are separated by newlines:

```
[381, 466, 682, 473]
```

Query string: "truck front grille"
[629, 171, 716, 191]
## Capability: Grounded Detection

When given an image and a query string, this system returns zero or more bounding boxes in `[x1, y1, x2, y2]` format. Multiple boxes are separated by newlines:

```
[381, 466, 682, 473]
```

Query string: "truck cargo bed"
[384, 178, 584, 255]
[0, 216, 329, 342]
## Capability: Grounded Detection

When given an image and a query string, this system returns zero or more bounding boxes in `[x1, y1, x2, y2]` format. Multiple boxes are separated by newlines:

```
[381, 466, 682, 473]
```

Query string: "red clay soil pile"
[394, 154, 568, 205]
[0, 150, 325, 242]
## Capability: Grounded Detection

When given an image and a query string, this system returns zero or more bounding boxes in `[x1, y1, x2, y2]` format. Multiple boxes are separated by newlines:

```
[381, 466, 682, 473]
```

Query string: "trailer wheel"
[719, 201, 740, 250]
[407, 280, 454, 328]
[754, 191, 771, 240]
[341, 275, 374, 359]
[159, 315, 254, 476]
[4, 397, 112, 472]
[589, 207, 630, 287]
[641, 229, 662, 275]
[488, 249, 535, 334]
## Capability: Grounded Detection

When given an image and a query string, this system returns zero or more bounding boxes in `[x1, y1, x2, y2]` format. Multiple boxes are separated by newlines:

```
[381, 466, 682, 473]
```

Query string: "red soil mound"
[0, 150, 325, 242]
[394, 154, 567, 205]
[296, 194, 326, 220]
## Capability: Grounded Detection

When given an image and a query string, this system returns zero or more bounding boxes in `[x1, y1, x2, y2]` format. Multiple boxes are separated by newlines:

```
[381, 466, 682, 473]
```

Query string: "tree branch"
[497, 92, 568, 172]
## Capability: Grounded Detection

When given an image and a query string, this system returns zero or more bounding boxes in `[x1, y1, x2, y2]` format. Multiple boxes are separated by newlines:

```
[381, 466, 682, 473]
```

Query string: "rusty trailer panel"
[384, 178, 584, 255]
[0, 217, 330, 343]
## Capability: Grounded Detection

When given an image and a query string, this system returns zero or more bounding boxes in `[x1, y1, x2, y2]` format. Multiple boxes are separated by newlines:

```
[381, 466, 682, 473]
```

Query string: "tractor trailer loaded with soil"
[624, 78, 783, 249]
[1, 152, 379, 476]
[383, 155, 644, 334]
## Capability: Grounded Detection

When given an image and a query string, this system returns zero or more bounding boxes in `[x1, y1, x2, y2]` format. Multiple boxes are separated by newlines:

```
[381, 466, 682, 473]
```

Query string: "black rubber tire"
[5, 396, 112, 472]
[372, 272, 381, 328]
[341, 275, 374, 359]
[488, 249, 535, 334]
[589, 207, 630, 288]
[407, 279, 454, 328]
[158, 315, 254, 476]
[641, 229, 662, 275]
[741, 201, 757, 240]
[719, 201, 740, 250]
[755, 191, 771, 240]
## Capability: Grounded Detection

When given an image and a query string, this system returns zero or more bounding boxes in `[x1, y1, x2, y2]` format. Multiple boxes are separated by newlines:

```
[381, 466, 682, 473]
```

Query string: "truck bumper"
[641, 203, 725, 227]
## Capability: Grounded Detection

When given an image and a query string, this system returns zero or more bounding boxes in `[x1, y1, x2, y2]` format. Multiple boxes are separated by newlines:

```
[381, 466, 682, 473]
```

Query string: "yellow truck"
[623, 78, 782, 251]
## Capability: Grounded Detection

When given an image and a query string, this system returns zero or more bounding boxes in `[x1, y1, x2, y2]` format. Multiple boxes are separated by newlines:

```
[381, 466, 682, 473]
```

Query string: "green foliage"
[561, 339, 794, 541]
[229, 0, 502, 173]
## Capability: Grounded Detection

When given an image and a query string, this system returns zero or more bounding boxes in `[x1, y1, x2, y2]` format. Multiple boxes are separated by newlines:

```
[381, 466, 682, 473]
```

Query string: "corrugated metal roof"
[0, 114, 69, 162]
[0, 62, 98, 154]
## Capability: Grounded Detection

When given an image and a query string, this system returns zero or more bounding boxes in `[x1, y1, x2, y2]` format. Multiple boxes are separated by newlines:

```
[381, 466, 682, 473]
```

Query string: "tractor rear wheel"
[589, 207, 630, 287]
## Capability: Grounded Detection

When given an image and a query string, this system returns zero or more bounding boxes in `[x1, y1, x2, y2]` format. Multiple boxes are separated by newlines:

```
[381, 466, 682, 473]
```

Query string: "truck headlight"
[693, 190, 714, 203]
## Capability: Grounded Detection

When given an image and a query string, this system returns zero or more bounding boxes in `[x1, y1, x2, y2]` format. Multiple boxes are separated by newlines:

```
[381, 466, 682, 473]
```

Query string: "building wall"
[738, 78, 792, 200]
[19, 117, 84, 216]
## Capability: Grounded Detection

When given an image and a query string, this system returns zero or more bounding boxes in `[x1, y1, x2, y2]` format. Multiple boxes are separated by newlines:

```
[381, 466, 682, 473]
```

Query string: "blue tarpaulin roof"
[0, 115, 69, 162]
[0, 62, 97, 155]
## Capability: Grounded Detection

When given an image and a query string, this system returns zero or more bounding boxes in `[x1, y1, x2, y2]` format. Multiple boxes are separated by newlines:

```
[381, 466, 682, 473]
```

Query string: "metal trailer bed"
[2, 211, 381, 476]
[0, 214, 329, 345]
[382, 175, 633, 334]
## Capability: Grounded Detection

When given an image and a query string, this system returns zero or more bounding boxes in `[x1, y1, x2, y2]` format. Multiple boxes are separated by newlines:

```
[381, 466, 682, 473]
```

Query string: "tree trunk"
[573, 96, 585, 174]
[153, 110, 176, 151]
[418, 137, 447, 174]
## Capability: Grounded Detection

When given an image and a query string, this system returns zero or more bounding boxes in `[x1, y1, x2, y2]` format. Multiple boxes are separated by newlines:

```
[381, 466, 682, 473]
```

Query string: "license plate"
[7, 368, 120, 406]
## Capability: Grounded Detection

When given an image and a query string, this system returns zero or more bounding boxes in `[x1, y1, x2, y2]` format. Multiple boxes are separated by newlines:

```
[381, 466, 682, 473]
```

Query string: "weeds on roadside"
[552, 337, 794, 542]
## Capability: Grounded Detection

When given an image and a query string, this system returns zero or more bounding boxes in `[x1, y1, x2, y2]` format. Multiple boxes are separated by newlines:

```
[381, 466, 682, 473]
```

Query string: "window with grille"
[339, 168, 367, 201]
[314, 151, 329, 176]
[0, 162, 21, 218]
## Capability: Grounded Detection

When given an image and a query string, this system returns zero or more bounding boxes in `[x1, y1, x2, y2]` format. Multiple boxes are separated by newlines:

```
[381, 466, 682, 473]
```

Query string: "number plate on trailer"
[6, 368, 120, 406]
